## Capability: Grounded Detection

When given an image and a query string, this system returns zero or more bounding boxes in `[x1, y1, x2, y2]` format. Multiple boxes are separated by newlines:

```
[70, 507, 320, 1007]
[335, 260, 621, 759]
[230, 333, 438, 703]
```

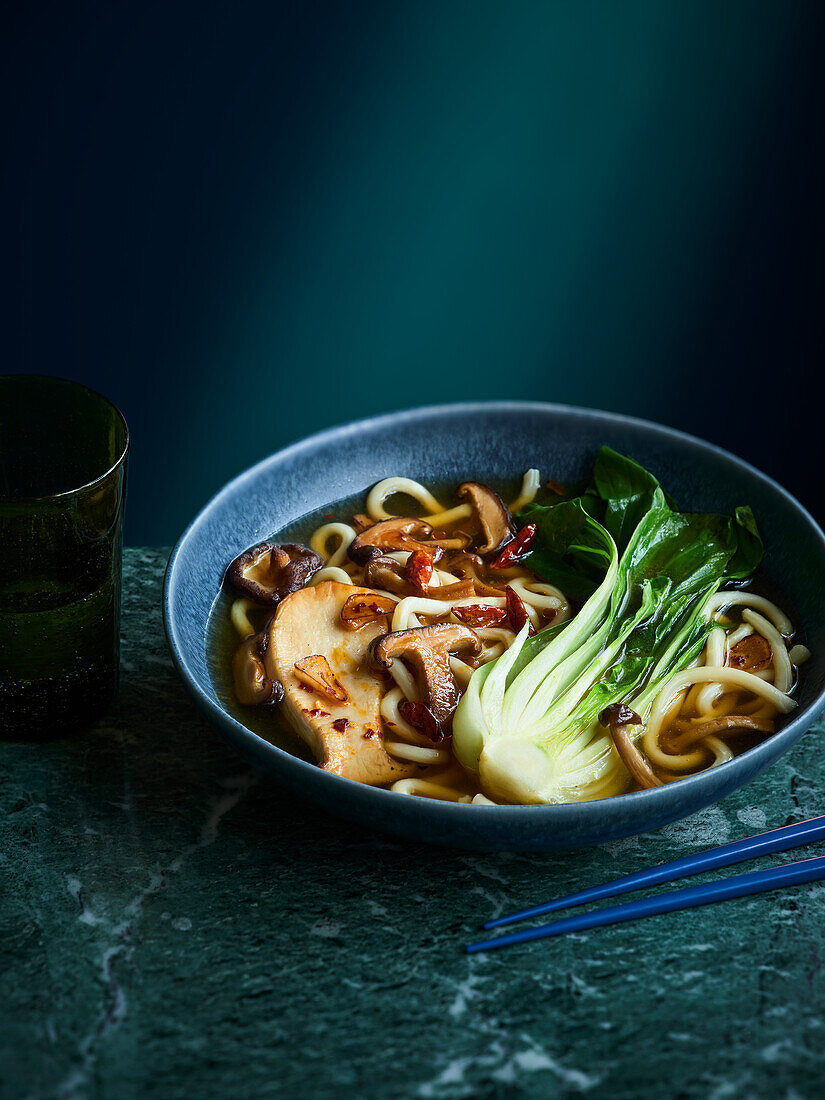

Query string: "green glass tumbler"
[0, 376, 129, 739]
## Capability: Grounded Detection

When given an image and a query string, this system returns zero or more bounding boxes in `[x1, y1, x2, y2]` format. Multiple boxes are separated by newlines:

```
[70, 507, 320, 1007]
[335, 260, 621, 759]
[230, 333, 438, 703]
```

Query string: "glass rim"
[0, 374, 130, 504]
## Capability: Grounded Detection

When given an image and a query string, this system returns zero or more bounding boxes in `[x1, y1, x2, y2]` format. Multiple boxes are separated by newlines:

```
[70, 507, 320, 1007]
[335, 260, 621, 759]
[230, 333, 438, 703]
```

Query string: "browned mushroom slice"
[348, 518, 442, 565]
[363, 553, 470, 600]
[599, 703, 662, 789]
[438, 549, 484, 575]
[370, 623, 482, 731]
[340, 592, 396, 630]
[364, 555, 419, 596]
[671, 715, 775, 751]
[429, 579, 476, 601]
[456, 482, 515, 555]
[439, 550, 507, 597]
[226, 542, 323, 604]
[294, 655, 349, 703]
[232, 633, 284, 706]
[727, 634, 772, 672]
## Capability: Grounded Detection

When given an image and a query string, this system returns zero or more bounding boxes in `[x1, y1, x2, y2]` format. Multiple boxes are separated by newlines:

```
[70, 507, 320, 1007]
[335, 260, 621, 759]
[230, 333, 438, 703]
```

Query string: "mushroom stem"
[670, 715, 774, 752]
[599, 703, 662, 790]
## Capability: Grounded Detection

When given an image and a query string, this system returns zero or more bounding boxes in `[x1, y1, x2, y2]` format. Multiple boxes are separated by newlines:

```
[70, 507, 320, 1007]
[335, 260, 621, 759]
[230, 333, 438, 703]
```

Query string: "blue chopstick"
[485, 814, 825, 930]
[467, 853, 825, 953]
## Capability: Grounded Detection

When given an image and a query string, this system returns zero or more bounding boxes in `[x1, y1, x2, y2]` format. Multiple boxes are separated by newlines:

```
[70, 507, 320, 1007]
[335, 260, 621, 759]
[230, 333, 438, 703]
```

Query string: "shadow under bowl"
[163, 402, 825, 850]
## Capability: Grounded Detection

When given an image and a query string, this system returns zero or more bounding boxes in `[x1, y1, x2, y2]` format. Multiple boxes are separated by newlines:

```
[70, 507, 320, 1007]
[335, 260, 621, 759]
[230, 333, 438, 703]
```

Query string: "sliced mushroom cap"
[364, 555, 419, 596]
[226, 542, 323, 605]
[232, 633, 284, 706]
[599, 703, 662, 790]
[348, 518, 441, 565]
[370, 623, 482, 730]
[437, 551, 506, 598]
[456, 482, 515, 555]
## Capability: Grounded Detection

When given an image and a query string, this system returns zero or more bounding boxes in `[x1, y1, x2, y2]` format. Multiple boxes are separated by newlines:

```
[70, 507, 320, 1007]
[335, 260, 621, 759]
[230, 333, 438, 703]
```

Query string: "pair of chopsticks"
[466, 814, 825, 954]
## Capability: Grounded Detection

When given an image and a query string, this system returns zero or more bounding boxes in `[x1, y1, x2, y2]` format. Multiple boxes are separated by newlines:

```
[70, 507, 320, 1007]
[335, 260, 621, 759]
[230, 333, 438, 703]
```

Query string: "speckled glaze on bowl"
[163, 403, 825, 850]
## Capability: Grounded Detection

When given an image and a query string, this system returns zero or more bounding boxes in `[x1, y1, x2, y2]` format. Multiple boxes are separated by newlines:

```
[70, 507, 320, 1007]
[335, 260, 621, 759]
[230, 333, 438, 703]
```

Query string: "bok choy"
[452, 448, 763, 804]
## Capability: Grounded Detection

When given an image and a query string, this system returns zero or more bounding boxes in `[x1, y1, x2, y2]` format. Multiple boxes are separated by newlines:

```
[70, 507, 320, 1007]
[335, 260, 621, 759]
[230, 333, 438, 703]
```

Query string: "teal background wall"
[3, 1, 822, 543]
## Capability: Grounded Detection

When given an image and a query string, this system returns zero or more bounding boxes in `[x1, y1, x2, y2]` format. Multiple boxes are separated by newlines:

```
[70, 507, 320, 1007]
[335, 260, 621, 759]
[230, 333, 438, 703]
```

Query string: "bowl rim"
[163, 400, 825, 821]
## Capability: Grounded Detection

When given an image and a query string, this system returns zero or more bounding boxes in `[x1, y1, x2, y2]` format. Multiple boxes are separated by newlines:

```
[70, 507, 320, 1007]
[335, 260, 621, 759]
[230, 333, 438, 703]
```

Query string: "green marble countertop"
[3, 549, 825, 1099]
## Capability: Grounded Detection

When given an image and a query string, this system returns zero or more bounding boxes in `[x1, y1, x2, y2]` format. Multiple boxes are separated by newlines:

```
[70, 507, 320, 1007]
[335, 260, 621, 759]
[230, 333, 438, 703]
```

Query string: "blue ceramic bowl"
[163, 403, 825, 849]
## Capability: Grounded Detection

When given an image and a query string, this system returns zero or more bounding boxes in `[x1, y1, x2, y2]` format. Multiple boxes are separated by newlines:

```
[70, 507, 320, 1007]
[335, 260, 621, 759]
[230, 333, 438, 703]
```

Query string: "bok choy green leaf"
[451, 448, 763, 805]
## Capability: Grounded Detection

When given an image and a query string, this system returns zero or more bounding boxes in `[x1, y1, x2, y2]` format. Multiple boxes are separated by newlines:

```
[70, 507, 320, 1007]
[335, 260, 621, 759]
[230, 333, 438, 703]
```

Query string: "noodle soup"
[216, 454, 809, 806]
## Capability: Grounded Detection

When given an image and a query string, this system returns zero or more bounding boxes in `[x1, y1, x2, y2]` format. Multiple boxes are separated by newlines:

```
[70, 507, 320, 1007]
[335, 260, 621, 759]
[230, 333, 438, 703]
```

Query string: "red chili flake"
[308, 708, 330, 718]
[505, 586, 535, 635]
[298, 683, 314, 693]
[453, 604, 508, 628]
[404, 549, 434, 592]
[399, 700, 448, 743]
[490, 524, 537, 569]
[332, 717, 350, 732]
[362, 728, 381, 741]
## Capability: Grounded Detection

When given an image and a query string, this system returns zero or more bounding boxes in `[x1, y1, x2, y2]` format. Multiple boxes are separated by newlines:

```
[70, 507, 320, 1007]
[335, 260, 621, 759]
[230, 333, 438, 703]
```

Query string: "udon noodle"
[225, 469, 809, 805]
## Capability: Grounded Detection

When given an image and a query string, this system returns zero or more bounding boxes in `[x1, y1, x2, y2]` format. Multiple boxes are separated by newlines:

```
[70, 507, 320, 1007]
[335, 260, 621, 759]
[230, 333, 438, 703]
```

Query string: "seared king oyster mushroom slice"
[265, 581, 416, 785]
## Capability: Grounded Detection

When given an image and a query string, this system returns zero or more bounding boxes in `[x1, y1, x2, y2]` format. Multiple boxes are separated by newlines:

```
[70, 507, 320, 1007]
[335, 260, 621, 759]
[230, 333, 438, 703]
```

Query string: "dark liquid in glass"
[0, 377, 128, 739]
